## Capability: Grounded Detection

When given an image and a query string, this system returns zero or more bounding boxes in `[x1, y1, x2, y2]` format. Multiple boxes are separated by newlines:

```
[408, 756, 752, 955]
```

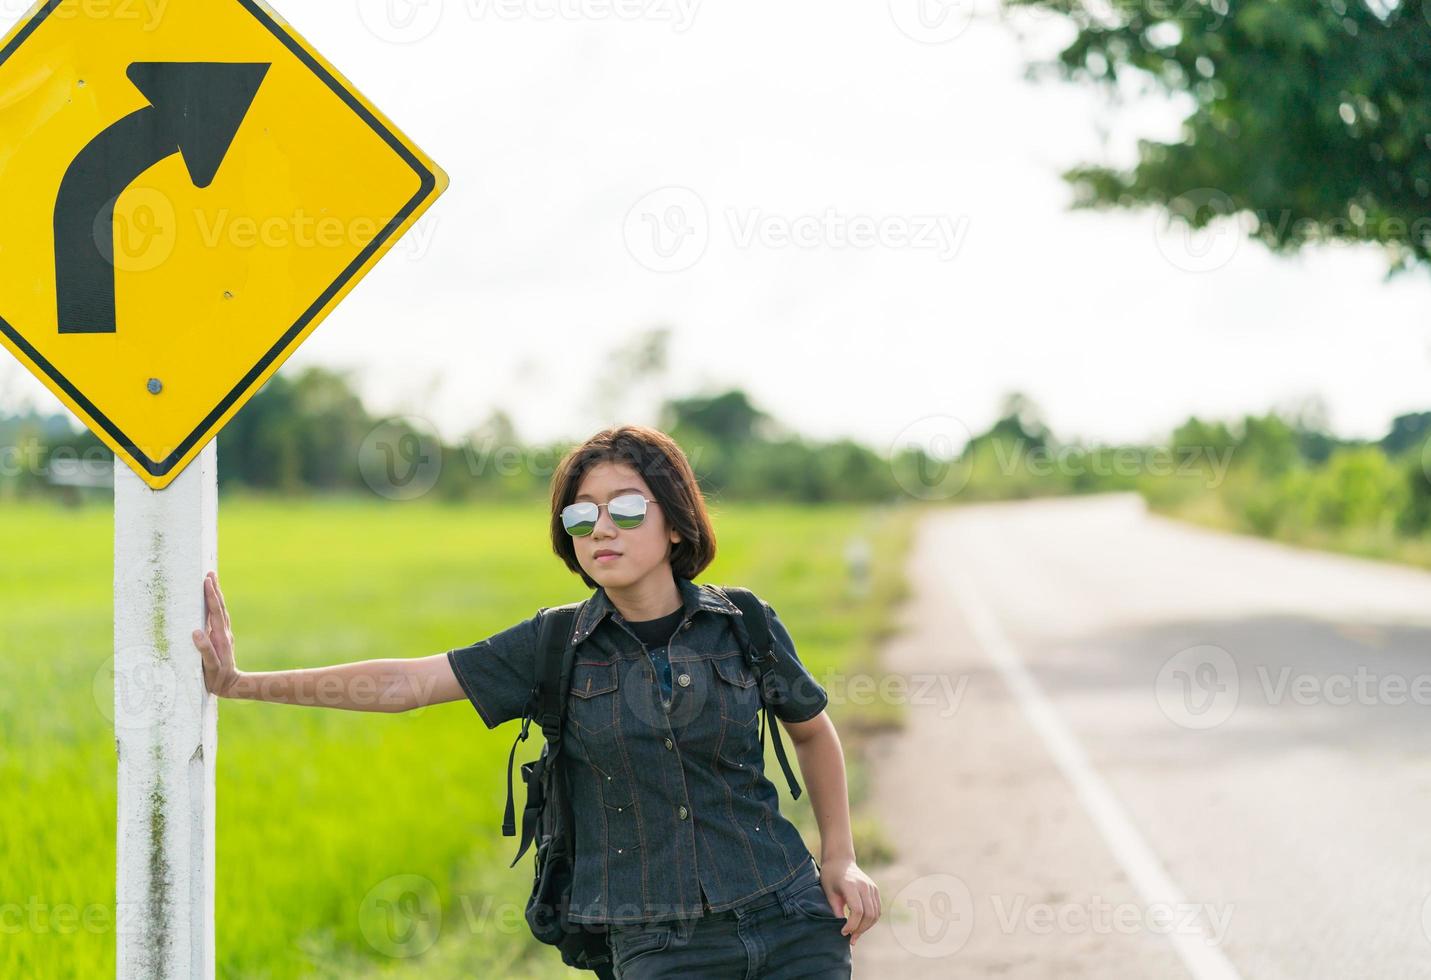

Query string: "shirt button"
[678, 805, 688, 819]
[664, 738, 673, 750]
[677, 673, 691, 687]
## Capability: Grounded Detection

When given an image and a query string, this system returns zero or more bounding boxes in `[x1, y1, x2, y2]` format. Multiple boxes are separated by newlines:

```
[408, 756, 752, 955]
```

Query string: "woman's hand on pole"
[192, 570, 242, 698]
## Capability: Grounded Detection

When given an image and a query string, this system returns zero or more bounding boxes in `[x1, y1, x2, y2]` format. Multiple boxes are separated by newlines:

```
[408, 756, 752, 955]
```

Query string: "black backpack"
[501, 585, 804, 976]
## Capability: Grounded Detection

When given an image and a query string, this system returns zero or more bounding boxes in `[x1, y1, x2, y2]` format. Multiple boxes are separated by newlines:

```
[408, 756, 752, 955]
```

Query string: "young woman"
[191, 425, 880, 978]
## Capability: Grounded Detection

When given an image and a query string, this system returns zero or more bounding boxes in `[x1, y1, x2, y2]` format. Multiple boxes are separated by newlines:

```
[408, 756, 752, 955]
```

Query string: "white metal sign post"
[113, 441, 219, 977]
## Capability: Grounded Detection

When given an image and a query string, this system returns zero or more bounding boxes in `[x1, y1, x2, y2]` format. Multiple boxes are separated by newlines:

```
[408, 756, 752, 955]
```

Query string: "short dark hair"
[550, 425, 716, 589]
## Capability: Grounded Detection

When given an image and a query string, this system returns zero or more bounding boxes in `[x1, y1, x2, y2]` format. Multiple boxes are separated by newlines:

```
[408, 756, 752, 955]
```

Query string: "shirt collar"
[572, 574, 739, 644]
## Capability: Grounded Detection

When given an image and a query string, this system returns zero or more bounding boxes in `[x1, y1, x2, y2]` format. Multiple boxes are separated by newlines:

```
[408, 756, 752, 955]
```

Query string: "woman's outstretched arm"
[190, 570, 467, 711]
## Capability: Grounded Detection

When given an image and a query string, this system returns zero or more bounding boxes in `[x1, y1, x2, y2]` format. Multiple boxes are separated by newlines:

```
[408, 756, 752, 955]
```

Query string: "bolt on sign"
[0, 0, 449, 489]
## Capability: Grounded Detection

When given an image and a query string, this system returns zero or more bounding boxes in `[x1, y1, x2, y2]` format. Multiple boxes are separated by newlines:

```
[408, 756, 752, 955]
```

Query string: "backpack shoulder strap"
[536, 601, 582, 741]
[503, 601, 583, 849]
[707, 585, 804, 801]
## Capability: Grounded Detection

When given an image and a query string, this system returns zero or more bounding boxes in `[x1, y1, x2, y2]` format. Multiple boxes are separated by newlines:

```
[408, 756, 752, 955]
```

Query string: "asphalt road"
[853, 493, 1431, 979]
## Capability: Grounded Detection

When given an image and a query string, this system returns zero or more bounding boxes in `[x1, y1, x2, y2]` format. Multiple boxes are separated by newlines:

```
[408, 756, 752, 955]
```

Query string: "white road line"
[950, 564, 1244, 980]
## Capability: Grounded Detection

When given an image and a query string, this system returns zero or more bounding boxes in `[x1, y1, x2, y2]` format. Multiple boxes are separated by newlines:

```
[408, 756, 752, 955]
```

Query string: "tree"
[660, 389, 773, 446]
[1011, 0, 1431, 278]
[1382, 410, 1431, 457]
[216, 366, 372, 492]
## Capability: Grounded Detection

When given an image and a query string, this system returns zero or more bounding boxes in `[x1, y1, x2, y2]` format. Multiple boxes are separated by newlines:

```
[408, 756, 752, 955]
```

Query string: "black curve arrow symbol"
[53, 61, 270, 334]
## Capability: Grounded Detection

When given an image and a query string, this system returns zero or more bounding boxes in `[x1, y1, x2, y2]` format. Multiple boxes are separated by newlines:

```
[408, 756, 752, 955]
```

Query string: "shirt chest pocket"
[712, 653, 761, 729]
[569, 660, 619, 735]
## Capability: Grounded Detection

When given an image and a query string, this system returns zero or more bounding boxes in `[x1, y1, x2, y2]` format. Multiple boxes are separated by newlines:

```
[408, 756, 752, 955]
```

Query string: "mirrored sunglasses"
[561, 493, 658, 536]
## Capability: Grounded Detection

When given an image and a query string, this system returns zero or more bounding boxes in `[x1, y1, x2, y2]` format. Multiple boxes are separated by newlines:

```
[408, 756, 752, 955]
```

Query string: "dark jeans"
[606, 861, 852, 979]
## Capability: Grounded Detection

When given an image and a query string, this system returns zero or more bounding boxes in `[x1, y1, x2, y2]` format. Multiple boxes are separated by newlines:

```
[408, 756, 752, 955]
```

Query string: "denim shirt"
[446, 575, 831, 923]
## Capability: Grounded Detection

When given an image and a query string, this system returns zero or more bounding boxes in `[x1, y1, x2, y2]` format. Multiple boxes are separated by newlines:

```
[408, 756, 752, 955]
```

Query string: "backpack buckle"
[759, 670, 790, 706]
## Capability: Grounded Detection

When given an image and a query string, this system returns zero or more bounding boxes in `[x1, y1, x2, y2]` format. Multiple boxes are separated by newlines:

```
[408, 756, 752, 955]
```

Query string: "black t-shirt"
[625, 606, 684, 647]
[625, 606, 684, 704]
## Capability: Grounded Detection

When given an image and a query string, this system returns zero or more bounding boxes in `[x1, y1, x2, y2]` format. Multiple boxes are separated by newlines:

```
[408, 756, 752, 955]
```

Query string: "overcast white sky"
[4, 0, 1430, 454]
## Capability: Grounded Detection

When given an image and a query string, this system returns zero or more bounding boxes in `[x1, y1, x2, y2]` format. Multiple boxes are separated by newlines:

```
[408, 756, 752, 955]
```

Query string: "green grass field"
[0, 494, 915, 978]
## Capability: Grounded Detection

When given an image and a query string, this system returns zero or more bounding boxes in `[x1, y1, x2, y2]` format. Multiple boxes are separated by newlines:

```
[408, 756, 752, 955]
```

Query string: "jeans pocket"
[787, 879, 847, 923]
[610, 921, 673, 965]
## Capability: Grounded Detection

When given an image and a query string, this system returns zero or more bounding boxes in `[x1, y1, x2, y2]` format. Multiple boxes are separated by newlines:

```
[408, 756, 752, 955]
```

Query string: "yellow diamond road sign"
[0, 0, 448, 489]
